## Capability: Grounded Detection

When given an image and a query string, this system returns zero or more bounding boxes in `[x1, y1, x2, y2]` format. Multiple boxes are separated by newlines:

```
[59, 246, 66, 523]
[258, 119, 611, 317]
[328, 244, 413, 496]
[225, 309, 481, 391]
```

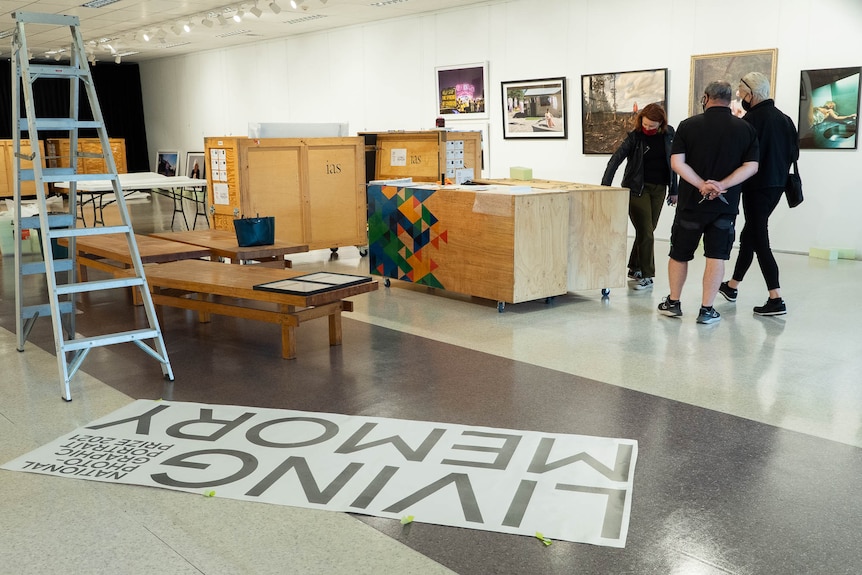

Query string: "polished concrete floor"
[1, 195, 861, 574]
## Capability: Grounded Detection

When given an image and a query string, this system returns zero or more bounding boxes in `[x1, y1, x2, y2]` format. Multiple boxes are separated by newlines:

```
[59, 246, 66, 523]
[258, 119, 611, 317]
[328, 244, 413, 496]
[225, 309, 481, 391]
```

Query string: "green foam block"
[510, 166, 533, 180]
[837, 248, 856, 260]
[809, 247, 837, 260]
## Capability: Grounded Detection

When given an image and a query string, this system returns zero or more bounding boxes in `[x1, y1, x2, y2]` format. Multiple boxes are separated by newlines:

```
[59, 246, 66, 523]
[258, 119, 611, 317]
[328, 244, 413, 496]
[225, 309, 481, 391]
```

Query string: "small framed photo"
[798, 66, 861, 150]
[502, 77, 567, 139]
[435, 62, 488, 120]
[155, 151, 179, 176]
[186, 151, 206, 179]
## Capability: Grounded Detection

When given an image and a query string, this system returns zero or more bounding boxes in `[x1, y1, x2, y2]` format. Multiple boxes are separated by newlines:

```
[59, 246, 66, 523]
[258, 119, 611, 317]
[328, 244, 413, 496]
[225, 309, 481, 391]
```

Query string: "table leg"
[328, 310, 343, 347]
[281, 322, 297, 359]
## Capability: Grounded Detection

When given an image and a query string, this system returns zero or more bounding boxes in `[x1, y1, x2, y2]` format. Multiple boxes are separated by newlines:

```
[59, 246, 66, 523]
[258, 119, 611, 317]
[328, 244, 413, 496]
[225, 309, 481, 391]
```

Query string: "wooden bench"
[149, 229, 308, 268]
[141, 259, 378, 359]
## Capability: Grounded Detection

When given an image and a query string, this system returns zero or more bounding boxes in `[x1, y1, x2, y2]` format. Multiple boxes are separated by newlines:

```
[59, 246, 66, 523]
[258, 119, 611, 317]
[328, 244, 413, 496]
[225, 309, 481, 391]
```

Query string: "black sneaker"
[657, 296, 682, 318]
[628, 269, 642, 280]
[718, 281, 738, 302]
[754, 298, 787, 316]
[632, 277, 653, 290]
[696, 306, 721, 324]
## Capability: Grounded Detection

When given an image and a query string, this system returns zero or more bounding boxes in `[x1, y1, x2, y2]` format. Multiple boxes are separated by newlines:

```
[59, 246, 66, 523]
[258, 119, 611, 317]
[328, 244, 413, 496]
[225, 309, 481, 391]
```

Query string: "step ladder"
[11, 11, 174, 401]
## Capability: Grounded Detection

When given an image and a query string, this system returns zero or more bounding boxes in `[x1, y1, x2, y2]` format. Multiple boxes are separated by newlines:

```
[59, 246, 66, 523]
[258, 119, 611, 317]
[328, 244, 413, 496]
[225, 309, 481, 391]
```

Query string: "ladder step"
[22, 301, 76, 319]
[25, 63, 87, 79]
[22, 259, 75, 276]
[60, 329, 162, 353]
[25, 170, 119, 184]
[13, 11, 79, 26]
[55, 276, 146, 296]
[20, 214, 76, 229]
[48, 225, 131, 239]
[19, 118, 103, 131]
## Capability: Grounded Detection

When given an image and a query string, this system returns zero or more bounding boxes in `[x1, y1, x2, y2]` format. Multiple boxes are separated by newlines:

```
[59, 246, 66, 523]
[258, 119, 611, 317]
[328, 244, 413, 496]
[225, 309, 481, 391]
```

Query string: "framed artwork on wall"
[501, 77, 567, 139]
[581, 68, 667, 154]
[186, 152, 206, 179]
[689, 49, 777, 117]
[435, 62, 488, 120]
[798, 66, 860, 150]
[155, 151, 179, 176]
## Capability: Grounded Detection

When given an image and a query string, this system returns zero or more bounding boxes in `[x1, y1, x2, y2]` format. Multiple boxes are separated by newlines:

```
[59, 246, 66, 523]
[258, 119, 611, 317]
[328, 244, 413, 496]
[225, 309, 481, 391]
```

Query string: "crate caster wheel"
[359, 246, 368, 257]
[330, 247, 339, 253]
[384, 278, 391, 287]
[601, 288, 610, 298]
[497, 301, 505, 313]
[544, 296, 555, 304]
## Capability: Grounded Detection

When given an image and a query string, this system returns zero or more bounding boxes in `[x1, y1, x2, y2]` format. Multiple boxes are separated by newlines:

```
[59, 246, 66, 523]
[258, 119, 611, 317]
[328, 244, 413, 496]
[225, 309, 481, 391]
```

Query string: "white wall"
[139, 0, 862, 256]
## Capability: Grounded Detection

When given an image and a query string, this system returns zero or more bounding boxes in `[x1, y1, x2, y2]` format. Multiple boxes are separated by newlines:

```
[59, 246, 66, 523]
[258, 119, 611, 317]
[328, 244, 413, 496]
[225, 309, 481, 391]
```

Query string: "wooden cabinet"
[45, 138, 128, 174]
[474, 178, 629, 293]
[204, 136, 366, 251]
[367, 183, 569, 306]
[361, 130, 482, 183]
[0, 139, 46, 198]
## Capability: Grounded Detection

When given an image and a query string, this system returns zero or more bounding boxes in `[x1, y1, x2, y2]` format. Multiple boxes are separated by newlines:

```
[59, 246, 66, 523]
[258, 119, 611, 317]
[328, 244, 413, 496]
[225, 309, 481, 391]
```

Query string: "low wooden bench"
[141, 259, 378, 359]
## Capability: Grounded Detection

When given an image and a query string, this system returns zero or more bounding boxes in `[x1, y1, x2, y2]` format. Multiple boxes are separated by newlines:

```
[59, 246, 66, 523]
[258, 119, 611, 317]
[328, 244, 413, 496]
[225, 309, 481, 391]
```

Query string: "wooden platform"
[141, 259, 378, 359]
[149, 229, 308, 267]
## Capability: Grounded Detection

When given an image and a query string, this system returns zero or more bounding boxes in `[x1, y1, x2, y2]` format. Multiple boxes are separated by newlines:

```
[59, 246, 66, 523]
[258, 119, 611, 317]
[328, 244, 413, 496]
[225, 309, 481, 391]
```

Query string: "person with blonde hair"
[601, 103, 678, 290]
[719, 71, 799, 316]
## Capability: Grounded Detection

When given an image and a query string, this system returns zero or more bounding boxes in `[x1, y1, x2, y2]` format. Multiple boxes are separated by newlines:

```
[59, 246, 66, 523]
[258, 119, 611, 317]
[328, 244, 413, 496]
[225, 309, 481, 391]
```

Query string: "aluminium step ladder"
[11, 11, 173, 401]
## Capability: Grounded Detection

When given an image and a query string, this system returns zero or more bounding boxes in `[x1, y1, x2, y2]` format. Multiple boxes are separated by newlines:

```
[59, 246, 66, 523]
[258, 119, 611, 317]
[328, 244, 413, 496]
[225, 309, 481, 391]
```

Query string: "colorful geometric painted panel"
[367, 184, 448, 287]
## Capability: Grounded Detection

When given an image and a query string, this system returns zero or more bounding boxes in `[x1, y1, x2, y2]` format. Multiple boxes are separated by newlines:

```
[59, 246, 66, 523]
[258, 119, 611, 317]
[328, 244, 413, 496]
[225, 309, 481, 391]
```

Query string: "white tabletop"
[55, 172, 207, 192]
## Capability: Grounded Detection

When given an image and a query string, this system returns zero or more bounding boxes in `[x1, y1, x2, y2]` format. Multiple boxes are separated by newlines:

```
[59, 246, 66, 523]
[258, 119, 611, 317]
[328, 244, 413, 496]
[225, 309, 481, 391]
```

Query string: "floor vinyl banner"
[2, 400, 638, 547]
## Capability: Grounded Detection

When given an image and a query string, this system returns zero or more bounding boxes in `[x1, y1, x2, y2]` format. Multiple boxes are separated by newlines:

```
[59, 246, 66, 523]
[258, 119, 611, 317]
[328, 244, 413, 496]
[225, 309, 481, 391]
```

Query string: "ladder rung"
[20, 214, 76, 229]
[60, 329, 162, 353]
[21, 259, 75, 276]
[13, 11, 79, 26]
[37, 171, 120, 184]
[25, 63, 86, 79]
[49, 225, 131, 239]
[22, 301, 75, 319]
[19, 118, 103, 131]
[55, 276, 146, 296]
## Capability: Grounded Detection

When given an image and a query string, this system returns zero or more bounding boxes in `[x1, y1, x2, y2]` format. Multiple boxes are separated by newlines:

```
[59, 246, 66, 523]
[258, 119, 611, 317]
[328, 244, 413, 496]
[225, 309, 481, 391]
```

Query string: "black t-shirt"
[642, 132, 669, 185]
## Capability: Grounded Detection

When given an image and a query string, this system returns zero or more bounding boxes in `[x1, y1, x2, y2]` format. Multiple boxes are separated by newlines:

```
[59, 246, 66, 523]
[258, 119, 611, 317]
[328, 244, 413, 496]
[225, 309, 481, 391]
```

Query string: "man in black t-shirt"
[658, 81, 759, 324]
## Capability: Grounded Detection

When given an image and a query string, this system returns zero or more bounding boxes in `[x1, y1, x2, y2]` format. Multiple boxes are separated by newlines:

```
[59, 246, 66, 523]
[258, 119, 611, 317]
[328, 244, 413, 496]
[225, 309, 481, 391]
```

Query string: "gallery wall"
[138, 0, 862, 256]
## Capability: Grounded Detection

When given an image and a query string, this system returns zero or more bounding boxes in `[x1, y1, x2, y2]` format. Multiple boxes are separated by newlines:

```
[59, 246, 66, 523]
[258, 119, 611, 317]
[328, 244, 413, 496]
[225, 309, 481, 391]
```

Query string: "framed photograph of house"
[689, 49, 777, 117]
[186, 152, 206, 179]
[798, 66, 860, 150]
[581, 68, 667, 154]
[155, 151, 179, 176]
[435, 62, 488, 120]
[502, 77, 567, 139]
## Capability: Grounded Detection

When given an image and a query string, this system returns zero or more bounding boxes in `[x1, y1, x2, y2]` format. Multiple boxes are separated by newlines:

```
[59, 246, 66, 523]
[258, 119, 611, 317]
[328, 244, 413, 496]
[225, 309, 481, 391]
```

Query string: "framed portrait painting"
[798, 66, 860, 150]
[435, 63, 488, 120]
[186, 152, 206, 179]
[581, 68, 667, 154]
[501, 77, 567, 139]
[155, 151, 179, 177]
[689, 49, 777, 117]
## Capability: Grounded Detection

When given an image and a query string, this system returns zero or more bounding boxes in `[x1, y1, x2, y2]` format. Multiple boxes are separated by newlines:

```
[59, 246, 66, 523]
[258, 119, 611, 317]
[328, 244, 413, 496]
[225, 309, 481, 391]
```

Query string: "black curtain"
[0, 59, 149, 171]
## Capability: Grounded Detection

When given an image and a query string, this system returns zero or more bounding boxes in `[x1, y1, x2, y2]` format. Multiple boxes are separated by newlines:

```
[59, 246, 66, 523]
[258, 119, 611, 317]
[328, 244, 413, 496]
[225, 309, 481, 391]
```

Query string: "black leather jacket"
[601, 127, 678, 197]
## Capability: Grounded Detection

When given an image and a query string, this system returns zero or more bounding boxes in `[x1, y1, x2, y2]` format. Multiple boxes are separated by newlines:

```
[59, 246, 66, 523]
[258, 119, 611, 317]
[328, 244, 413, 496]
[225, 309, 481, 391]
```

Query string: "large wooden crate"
[0, 139, 45, 198]
[367, 183, 569, 306]
[361, 130, 482, 183]
[474, 178, 629, 292]
[45, 138, 128, 174]
[204, 136, 366, 251]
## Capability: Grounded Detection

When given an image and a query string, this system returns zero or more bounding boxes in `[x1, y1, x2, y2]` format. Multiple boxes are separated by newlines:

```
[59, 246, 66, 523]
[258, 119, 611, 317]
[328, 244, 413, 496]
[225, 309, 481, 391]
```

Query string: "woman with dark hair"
[602, 103, 678, 290]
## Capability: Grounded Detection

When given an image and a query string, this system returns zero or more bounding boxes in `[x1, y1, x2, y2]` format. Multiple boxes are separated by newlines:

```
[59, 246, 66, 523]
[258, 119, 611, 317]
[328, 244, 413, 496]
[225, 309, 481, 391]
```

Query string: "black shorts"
[669, 211, 736, 261]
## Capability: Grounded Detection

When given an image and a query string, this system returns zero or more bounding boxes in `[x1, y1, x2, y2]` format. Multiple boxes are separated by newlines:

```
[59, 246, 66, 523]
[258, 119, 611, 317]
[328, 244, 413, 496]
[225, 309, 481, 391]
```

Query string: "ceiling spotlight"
[202, 15, 214, 27]
[217, 13, 227, 25]
[290, 0, 297, 8]
[54, 52, 62, 61]
[270, 2, 282, 14]
[183, 22, 192, 33]
[171, 23, 181, 35]
[250, 4, 263, 17]
[233, 10, 243, 22]
[115, 55, 121, 64]
[142, 31, 151, 41]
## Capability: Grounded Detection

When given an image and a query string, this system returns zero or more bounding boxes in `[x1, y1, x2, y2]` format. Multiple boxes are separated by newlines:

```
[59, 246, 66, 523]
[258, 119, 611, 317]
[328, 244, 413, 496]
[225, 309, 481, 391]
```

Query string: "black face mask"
[701, 96, 708, 112]
[741, 97, 752, 112]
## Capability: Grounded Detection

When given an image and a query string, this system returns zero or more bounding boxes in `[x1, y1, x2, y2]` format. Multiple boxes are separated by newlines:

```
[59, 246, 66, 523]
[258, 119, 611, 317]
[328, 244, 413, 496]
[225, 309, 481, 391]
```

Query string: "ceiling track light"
[202, 14, 214, 27]
[217, 13, 227, 25]
[234, 9, 244, 22]
[270, 2, 282, 15]
[142, 31, 150, 41]
[171, 23, 181, 35]
[250, 4, 263, 17]
[290, 0, 297, 8]
[183, 22, 192, 33]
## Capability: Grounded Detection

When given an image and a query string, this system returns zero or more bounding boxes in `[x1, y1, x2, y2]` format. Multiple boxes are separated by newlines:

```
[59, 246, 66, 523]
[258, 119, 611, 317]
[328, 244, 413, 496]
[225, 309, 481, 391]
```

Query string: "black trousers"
[732, 186, 783, 290]
[627, 182, 666, 278]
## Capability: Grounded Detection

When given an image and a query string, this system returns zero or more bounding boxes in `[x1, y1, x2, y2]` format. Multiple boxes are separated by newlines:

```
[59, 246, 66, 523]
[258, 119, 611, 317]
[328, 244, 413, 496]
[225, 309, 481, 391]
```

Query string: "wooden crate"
[367, 183, 569, 305]
[0, 139, 46, 198]
[45, 138, 128, 174]
[204, 136, 366, 251]
[473, 178, 629, 292]
[361, 130, 482, 183]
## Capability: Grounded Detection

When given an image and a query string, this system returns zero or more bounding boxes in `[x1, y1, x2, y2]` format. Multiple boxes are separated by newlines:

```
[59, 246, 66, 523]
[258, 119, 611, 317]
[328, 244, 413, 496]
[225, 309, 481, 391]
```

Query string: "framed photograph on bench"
[155, 151, 179, 176]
